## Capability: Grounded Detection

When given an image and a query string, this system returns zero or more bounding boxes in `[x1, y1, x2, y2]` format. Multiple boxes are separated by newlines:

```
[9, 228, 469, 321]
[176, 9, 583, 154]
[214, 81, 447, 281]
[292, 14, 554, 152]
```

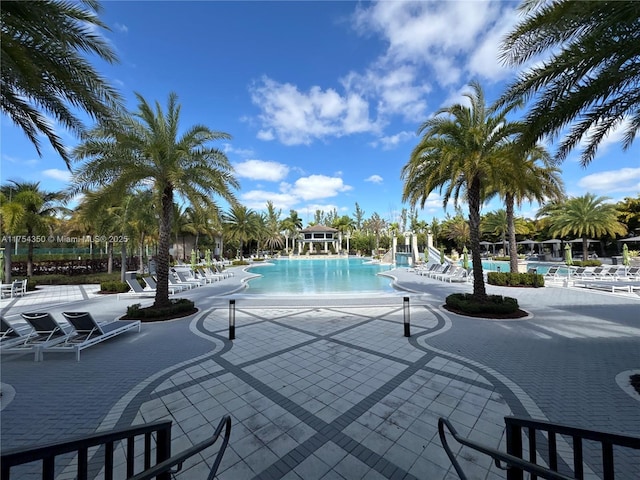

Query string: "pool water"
[246, 258, 396, 295]
[478, 260, 570, 275]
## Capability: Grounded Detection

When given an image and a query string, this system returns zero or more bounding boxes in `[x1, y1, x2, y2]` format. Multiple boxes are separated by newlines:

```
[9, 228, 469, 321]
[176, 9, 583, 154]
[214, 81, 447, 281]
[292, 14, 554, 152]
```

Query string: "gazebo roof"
[300, 224, 338, 233]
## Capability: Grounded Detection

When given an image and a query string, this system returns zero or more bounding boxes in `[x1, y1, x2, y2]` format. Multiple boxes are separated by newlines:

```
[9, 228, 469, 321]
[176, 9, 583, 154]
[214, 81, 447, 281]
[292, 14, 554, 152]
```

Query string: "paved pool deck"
[1, 265, 639, 479]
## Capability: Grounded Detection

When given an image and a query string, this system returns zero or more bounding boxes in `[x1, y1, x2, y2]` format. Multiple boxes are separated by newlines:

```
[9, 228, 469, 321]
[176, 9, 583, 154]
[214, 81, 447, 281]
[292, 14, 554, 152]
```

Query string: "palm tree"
[499, 0, 640, 165]
[281, 209, 303, 253]
[363, 213, 386, 254]
[72, 92, 238, 307]
[402, 81, 517, 300]
[1, 181, 64, 277]
[488, 142, 565, 272]
[262, 201, 284, 253]
[224, 204, 260, 259]
[1, 0, 122, 167]
[538, 194, 627, 261]
[443, 213, 470, 251]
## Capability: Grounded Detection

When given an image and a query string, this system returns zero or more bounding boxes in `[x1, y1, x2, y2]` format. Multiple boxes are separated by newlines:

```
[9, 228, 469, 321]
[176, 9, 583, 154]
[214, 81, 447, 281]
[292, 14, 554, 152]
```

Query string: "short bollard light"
[229, 299, 236, 340]
[403, 296, 410, 337]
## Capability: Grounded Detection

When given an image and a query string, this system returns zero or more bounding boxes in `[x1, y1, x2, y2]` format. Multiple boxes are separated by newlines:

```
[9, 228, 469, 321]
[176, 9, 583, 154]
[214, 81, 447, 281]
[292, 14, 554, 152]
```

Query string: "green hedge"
[100, 280, 130, 293]
[125, 298, 195, 320]
[487, 272, 545, 288]
[569, 260, 602, 267]
[446, 293, 519, 314]
[232, 260, 249, 266]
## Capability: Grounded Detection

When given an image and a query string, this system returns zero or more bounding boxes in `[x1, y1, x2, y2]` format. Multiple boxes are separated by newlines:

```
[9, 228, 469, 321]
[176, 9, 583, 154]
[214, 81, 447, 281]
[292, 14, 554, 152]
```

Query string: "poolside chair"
[429, 264, 451, 279]
[39, 312, 141, 361]
[573, 280, 631, 293]
[168, 274, 195, 290]
[198, 267, 224, 281]
[443, 268, 468, 283]
[543, 266, 561, 281]
[144, 276, 184, 294]
[0, 313, 70, 361]
[173, 270, 205, 287]
[1, 316, 38, 349]
[417, 264, 439, 276]
[119, 278, 156, 300]
[620, 267, 640, 281]
[435, 266, 460, 281]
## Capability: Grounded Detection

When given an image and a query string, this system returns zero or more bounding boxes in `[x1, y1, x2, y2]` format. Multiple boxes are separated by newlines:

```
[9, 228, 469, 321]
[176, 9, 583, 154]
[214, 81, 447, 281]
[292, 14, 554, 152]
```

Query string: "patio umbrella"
[440, 247, 445, 265]
[622, 243, 630, 267]
[564, 243, 573, 266]
[462, 245, 469, 270]
[191, 249, 197, 270]
[205, 249, 212, 267]
[424, 246, 428, 263]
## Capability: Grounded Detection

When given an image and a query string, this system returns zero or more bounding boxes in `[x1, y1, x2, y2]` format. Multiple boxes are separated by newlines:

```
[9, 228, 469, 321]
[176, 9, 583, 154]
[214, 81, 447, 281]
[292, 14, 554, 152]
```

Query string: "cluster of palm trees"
[400, 0, 640, 301]
[2, 1, 640, 308]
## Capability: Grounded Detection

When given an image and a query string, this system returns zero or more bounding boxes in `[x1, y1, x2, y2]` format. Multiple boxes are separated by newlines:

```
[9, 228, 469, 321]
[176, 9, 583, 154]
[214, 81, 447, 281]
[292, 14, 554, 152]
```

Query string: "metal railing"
[1, 415, 232, 480]
[504, 416, 640, 480]
[439, 416, 640, 480]
[1, 421, 172, 480]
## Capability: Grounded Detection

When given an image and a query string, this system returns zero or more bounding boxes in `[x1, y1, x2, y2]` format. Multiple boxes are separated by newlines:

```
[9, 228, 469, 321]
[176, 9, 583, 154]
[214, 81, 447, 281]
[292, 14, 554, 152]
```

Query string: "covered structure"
[298, 225, 341, 254]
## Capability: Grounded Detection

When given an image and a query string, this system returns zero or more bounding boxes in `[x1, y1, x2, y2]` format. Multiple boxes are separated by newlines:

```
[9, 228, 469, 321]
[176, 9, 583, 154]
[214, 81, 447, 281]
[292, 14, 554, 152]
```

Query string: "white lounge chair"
[1, 312, 70, 361]
[119, 278, 156, 300]
[39, 312, 141, 361]
[1, 316, 37, 349]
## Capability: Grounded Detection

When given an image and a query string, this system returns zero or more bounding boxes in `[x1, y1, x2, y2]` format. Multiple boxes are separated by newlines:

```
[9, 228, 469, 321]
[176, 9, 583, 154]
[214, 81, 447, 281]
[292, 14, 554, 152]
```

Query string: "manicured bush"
[446, 293, 519, 314]
[487, 272, 545, 288]
[100, 280, 130, 293]
[124, 298, 196, 321]
[571, 260, 602, 267]
[232, 260, 249, 266]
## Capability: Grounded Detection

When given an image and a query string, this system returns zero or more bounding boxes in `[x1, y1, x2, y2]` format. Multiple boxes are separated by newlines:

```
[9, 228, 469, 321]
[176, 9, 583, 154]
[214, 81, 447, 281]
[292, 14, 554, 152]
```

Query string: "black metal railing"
[129, 415, 232, 480]
[504, 416, 640, 480]
[1, 415, 232, 480]
[438, 416, 640, 480]
[1, 421, 172, 480]
[438, 418, 573, 480]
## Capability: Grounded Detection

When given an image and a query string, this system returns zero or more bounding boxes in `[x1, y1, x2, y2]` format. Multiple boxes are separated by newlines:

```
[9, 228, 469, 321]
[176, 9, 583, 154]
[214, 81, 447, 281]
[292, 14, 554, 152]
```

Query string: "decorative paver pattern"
[1, 265, 639, 479]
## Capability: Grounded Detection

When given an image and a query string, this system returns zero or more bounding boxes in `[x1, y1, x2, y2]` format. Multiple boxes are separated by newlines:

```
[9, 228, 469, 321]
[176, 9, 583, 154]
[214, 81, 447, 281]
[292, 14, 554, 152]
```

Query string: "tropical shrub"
[487, 272, 544, 288]
[124, 299, 196, 321]
[100, 281, 129, 293]
[446, 293, 519, 314]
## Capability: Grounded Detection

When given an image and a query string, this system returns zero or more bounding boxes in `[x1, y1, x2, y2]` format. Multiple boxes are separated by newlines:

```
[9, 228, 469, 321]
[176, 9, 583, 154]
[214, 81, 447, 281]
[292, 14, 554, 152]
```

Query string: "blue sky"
[2, 1, 639, 226]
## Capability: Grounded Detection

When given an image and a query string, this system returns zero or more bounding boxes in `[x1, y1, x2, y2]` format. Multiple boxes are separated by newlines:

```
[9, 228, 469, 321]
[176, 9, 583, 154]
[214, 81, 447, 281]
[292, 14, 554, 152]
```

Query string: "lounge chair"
[435, 266, 460, 281]
[428, 264, 450, 279]
[39, 312, 141, 361]
[144, 276, 184, 294]
[442, 268, 468, 283]
[573, 280, 631, 293]
[198, 268, 223, 281]
[620, 267, 640, 281]
[169, 274, 195, 290]
[543, 266, 561, 281]
[1, 316, 37, 349]
[173, 270, 205, 287]
[417, 264, 438, 276]
[0, 313, 70, 361]
[119, 278, 156, 300]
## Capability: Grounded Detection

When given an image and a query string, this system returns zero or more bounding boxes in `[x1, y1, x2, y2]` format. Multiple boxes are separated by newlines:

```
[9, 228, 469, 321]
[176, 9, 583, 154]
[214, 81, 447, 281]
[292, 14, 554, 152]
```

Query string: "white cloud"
[42, 168, 72, 182]
[250, 76, 379, 145]
[365, 175, 383, 184]
[291, 175, 353, 201]
[371, 130, 415, 150]
[577, 168, 640, 193]
[234, 160, 289, 182]
[240, 174, 353, 211]
[114, 23, 128, 33]
[223, 143, 254, 157]
[352, 0, 514, 87]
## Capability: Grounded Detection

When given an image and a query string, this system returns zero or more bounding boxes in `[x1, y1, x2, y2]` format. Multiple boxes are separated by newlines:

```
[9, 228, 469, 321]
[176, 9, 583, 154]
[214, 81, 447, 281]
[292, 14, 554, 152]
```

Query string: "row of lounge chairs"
[1, 312, 140, 361]
[543, 265, 640, 293]
[120, 266, 234, 299]
[411, 263, 469, 283]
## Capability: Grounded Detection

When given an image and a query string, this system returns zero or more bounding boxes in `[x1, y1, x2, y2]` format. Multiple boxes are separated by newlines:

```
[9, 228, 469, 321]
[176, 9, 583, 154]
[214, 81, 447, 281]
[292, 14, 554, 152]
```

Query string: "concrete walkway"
[1, 266, 638, 479]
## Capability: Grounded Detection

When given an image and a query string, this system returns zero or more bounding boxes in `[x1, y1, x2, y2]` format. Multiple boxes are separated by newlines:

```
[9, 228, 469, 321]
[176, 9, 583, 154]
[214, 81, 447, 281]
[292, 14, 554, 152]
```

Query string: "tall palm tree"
[402, 81, 517, 300]
[1, 0, 122, 167]
[72, 92, 238, 307]
[262, 201, 284, 253]
[488, 142, 565, 272]
[1, 181, 64, 276]
[499, 0, 640, 165]
[538, 194, 627, 260]
[224, 204, 260, 259]
[443, 213, 470, 251]
[281, 209, 302, 252]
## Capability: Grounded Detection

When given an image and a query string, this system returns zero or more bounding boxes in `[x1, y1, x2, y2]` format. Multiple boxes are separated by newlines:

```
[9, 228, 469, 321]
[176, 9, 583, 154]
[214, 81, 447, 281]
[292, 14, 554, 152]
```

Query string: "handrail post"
[229, 299, 236, 340]
[403, 297, 410, 337]
[505, 419, 523, 480]
[156, 424, 172, 480]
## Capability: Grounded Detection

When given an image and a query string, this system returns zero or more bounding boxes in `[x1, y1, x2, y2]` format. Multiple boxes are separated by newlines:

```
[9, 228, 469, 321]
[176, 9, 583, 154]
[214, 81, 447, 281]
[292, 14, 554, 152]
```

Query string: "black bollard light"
[403, 296, 410, 337]
[229, 299, 236, 340]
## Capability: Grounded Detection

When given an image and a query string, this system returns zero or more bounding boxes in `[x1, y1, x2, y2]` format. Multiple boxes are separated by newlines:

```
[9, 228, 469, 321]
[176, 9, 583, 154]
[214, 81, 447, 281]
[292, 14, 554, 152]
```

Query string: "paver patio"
[1, 266, 638, 479]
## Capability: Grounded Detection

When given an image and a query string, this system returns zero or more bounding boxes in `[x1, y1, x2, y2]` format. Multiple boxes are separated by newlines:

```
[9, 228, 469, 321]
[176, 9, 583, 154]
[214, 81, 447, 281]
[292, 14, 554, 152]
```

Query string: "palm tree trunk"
[582, 238, 588, 262]
[468, 177, 487, 300]
[120, 239, 127, 283]
[5, 238, 13, 283]
[107, 241, 113, 274]
[155, 187, 173, 308]
[506, 194, 518, 273]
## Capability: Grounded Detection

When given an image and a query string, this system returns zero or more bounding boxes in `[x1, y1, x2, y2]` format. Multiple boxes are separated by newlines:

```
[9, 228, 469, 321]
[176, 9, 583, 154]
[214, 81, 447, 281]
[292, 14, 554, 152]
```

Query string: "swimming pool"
[245, 258, 397, 295]
[476, 260, 569, 275]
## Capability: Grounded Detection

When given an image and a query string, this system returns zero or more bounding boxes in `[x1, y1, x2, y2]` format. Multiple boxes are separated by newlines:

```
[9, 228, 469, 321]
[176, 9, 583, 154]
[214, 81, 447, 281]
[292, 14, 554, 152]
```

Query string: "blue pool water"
[478, 260, 570, 275]
[246, 258, 396, 294]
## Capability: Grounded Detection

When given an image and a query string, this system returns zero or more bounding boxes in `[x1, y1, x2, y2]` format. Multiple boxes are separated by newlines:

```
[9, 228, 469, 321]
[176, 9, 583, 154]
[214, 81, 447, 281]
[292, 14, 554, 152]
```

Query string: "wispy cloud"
[365, 174, 383, 184]
[578, 168, 640, 194]
[42, 168, 72, 182]
[114, 22, 128, 33]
